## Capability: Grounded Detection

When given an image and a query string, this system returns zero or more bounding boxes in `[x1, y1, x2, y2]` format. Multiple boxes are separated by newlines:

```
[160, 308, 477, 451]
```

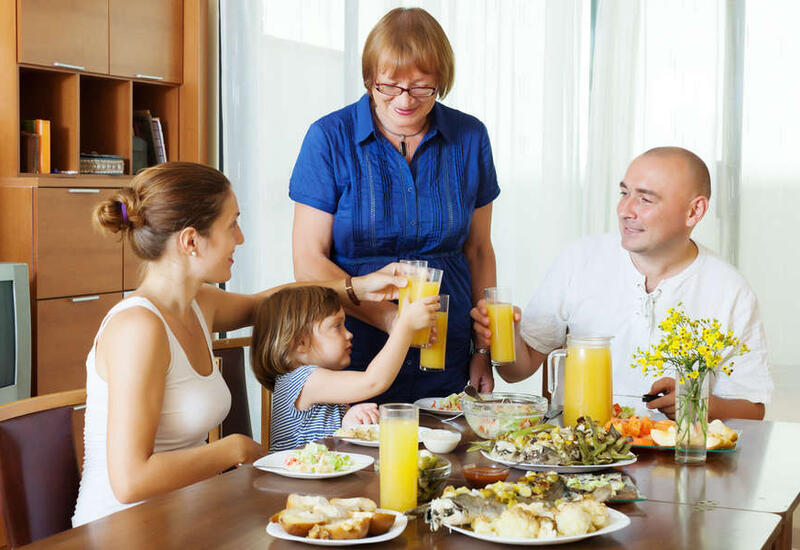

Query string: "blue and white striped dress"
[269, 365, 346, 452]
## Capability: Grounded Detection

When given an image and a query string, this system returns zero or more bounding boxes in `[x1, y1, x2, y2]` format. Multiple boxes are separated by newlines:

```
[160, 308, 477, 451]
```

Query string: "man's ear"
[686, 195, 708, 229]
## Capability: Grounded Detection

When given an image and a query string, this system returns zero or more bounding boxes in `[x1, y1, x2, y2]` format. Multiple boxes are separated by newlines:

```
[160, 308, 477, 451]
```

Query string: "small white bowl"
[420, 429, 461, 454]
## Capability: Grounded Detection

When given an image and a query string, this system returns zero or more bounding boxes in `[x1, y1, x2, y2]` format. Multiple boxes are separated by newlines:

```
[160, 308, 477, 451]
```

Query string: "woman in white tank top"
[72, 163, 407, 526]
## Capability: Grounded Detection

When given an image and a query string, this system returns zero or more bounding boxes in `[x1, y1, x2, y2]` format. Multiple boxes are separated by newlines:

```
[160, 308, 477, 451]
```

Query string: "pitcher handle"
[546, 348, 566, 396]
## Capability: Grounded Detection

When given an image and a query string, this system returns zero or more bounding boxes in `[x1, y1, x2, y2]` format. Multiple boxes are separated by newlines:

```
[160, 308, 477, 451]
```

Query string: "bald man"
[472, 147, 772, 420]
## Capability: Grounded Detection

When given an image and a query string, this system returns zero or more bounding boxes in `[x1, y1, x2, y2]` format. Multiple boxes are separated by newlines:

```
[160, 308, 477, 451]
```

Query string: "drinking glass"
[484, 287, 515, 365]
[410, 267, 443, 348]
[379, 403, 419, 512]
[420, 294, 449, 371]
[397, 260, 427, 314]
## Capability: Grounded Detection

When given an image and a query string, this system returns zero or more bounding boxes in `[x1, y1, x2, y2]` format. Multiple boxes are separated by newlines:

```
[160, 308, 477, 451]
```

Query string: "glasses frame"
[374, 82, 437, 98]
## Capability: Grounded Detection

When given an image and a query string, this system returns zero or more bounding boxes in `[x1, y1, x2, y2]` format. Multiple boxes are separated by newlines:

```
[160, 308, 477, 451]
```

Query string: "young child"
[251, 285, 439, 452]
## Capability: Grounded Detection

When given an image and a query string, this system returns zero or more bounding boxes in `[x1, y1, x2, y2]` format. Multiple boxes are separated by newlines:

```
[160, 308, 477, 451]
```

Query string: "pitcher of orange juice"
[546, 336, 613, 427]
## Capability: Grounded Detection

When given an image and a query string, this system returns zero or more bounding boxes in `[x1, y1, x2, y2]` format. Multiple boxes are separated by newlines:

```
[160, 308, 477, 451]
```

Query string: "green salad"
[284, 443, 353, 473]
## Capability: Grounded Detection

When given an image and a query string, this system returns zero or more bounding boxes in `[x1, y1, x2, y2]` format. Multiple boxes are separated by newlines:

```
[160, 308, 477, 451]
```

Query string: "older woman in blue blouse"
[290, 7, 499, 403]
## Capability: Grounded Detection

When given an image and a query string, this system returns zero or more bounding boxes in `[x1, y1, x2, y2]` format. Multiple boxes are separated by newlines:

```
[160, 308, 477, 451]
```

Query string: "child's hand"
[342, 403, 380, 426]
[399, 295, 440, 332]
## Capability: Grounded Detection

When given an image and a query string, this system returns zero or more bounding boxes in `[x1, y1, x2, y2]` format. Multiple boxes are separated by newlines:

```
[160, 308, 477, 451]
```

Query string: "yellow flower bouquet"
[631, 305, 749, 463]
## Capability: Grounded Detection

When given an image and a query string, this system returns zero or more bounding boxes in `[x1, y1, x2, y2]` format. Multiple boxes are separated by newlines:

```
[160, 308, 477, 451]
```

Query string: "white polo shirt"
[520, 233, 773, 406]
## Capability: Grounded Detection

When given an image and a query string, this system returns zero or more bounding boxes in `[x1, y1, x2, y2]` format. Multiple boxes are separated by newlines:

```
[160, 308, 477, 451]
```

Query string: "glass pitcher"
[547, 336, 613, 427]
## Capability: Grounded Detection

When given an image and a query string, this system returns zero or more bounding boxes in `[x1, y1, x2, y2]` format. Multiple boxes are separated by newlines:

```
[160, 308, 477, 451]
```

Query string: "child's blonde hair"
[251, 286, 342, 390]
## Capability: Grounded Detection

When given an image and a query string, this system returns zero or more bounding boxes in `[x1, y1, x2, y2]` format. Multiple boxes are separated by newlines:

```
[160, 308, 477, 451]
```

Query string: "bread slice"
[272, 509, 327, 537]
[351, 511, 397, 536]
[286, 494, 330, 511]
[329, 497, 377, 512]
[307, 517, 370, 539]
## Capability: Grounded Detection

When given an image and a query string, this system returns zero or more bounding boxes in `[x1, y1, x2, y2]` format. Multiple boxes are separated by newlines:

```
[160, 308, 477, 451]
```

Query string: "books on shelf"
[151, 117, 167, 164]
[133, 109, 167, 167]
[21, 119, 50, 173]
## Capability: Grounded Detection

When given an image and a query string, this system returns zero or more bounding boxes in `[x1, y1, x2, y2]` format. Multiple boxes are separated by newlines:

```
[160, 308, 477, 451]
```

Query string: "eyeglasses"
[374, 83, 437, 98]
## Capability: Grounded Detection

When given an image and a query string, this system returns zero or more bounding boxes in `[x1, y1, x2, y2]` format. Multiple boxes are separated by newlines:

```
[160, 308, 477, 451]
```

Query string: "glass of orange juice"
[484, 287, 515, 366]
[397, 260, 427, 314]
[546, 335, 613, 426]
[420, 294, 449, 371]
[410, 267, 443, 348]
[379, 403, 418, 512]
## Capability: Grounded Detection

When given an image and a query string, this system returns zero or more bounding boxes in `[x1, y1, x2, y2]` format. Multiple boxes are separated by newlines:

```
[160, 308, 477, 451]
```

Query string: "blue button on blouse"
[290, 94, 500, 403]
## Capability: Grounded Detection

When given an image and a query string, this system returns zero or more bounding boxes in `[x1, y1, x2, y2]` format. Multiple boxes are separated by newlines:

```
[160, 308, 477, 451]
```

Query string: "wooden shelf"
[133, 81, 179, 165]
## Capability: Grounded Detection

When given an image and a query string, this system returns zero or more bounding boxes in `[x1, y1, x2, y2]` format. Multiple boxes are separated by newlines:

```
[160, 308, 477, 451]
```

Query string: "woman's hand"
[352, 263, 407, 302]
[226, 434, 266, 465]
[342, 403, 380, 426]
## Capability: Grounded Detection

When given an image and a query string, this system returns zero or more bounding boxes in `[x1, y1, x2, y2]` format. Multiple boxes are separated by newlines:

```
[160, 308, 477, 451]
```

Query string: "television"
[0, 263, 31, 404]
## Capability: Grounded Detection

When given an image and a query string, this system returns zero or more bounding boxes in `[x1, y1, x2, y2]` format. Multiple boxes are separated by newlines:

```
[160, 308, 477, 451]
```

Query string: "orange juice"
[563, 346, 613, 426]
[379, 416, 418, 511]
[420, 311, 448, 370]
[398, 274, 424, 313]
[410, 280, 441, 347]
[486, 302, 515, 364]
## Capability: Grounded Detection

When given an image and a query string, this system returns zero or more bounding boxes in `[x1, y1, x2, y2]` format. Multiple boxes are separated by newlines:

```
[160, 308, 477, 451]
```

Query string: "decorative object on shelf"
[631, 304, 749, 464]
[20, 131, 40, 173]
[79, 153, 125, 175]
[21, 119, 50, 173]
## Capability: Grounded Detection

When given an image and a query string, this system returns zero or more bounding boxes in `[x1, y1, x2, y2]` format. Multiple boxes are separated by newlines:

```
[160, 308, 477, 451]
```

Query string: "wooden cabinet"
[36, 188, 123, 299]
[110, 0, 183, 83]
[17, 0, 109, 73]
[0, 1, 210, 406]
[36, 292, 121, 394]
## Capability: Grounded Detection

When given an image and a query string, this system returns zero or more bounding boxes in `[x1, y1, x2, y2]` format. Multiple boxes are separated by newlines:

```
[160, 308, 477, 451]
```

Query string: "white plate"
[254, 450, 374, 479]
[336, 424, 432, 447]
[414, 397, 463, 416]
[445, 507, 630, 545]
[266, 509, 408, 546]
[481, 450, 637, 473]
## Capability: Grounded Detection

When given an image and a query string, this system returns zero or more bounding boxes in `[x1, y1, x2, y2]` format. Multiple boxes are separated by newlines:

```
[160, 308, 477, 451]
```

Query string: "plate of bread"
[267, 494, 407, 545]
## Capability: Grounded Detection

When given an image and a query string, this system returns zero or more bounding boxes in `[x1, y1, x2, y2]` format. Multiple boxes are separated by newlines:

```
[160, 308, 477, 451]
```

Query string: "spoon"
[463, 384, 485, 402]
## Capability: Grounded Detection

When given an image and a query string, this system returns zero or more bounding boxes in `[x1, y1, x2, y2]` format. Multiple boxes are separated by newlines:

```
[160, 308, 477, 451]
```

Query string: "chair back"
[0, 389, 85, 548]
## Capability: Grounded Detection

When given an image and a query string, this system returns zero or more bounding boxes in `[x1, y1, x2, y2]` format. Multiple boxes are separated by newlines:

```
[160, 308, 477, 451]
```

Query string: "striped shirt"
[269, 365, 346, 452]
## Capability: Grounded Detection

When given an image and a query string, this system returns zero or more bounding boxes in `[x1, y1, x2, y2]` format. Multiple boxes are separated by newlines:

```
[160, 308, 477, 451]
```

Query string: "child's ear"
[293, 335, 311, 361]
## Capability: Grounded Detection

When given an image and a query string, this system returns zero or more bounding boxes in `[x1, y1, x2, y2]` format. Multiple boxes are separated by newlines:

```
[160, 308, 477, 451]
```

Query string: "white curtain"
[221, 0, 799, 435]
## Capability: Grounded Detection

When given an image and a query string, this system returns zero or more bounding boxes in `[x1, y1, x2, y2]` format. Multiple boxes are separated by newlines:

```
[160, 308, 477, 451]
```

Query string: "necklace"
[373, 113, 427, 158]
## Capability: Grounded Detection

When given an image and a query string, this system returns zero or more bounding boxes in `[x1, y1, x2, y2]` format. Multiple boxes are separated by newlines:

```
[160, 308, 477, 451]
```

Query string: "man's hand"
[469, 354, 494, 393]
[342, 403, 380, 426]
[646, 377, 676, 419]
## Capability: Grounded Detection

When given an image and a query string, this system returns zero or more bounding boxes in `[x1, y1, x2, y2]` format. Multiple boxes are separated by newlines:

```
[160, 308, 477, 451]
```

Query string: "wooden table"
[22, 418, 795, 549]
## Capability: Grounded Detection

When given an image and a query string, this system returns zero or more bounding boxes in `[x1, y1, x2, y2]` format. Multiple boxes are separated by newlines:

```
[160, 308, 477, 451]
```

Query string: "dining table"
[20, 416, 799, 549]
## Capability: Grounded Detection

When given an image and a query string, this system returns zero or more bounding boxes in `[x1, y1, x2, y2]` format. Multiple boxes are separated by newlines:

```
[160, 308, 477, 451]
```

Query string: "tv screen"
[0, 280, 15, 388]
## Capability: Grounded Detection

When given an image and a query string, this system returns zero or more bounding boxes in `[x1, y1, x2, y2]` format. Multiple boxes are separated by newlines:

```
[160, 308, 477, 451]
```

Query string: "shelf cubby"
[133, 81, 179, 164]
[19, 67, 79, 174]
[79, 75, 132, 174]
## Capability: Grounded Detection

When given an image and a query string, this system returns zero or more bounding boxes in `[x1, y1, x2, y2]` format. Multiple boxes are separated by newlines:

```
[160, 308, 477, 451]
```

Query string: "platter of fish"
[425, 473, 631, 544]
[471, 417, 636, 472]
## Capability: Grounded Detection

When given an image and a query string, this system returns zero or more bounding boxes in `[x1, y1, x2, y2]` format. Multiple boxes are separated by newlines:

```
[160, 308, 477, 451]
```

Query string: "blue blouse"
[290, 94, 500, 403]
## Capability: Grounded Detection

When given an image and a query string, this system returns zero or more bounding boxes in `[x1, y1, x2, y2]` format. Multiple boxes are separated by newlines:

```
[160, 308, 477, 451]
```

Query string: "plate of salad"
[414, 393, 469, 415]
[254, 443, 374, 479]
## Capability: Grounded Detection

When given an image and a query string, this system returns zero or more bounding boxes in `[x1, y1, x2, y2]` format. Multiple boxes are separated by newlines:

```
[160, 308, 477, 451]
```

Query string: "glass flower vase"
[674, 373, 710, 464]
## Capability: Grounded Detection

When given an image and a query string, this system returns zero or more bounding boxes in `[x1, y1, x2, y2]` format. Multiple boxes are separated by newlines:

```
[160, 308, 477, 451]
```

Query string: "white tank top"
[72, 296, 231, 526]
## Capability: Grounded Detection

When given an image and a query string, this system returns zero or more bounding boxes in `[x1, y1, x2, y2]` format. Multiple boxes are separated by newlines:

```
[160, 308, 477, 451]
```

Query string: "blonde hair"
[362, 7, 455, 99]
[92, 162, 232, 260]
[251, 286, 342, 391]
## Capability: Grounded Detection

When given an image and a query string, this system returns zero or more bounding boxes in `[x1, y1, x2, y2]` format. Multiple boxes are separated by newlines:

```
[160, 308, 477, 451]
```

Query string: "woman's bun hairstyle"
[92, 162, 232, 260]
